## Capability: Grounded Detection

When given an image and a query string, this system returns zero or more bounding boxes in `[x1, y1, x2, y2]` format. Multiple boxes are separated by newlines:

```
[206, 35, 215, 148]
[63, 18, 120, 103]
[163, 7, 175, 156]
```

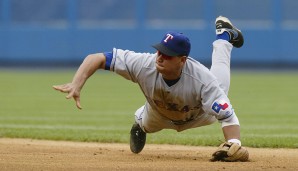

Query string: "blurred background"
[0, 0, 297, 148]
[0, 0, 298, 68]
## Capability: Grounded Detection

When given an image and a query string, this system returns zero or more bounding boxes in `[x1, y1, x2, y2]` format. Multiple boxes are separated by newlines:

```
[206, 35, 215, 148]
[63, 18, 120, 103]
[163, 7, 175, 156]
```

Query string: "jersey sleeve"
[109, 48, 151, 83]
[201, 80, 237, 124]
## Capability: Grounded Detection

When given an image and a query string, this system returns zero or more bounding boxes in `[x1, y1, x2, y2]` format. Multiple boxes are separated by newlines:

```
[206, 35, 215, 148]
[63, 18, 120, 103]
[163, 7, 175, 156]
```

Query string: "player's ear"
[180, 56, 187, 63]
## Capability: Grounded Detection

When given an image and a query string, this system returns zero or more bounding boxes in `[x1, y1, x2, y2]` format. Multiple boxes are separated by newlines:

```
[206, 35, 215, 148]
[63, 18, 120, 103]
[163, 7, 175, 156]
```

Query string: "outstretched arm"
[221, 113, 241, 145]
[53, 53, 106, 109]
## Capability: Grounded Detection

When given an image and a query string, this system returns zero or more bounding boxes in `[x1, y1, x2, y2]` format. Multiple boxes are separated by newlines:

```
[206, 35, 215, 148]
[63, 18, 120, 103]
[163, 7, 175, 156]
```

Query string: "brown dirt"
[0, 138, 297, 171]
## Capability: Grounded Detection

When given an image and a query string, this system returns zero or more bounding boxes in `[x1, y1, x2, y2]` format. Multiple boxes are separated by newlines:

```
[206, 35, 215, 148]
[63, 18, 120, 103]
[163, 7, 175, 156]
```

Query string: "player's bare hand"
[53, 83, 82, 109]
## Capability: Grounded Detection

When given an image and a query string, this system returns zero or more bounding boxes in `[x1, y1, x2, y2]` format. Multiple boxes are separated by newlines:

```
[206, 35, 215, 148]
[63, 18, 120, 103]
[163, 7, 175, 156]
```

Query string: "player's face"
[155, 51, 187, 79]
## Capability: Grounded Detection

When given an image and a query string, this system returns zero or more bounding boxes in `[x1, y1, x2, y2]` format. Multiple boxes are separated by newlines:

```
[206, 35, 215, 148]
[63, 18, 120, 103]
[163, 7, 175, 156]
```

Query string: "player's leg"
[130, 104, 171, 153]
[210, 40, 233, 95]
[130, 106, 147, 154]
[134, 104, 173, 133]
[210, 16, 244, 95]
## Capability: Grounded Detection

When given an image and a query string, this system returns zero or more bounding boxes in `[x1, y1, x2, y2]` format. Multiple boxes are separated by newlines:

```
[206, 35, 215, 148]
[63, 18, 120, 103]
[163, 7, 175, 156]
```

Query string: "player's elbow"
[85, 53, 106, 69]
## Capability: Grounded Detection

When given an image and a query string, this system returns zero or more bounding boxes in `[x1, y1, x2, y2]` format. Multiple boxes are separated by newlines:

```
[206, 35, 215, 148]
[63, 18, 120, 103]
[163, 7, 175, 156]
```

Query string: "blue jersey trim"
[104, 52, 113, 70]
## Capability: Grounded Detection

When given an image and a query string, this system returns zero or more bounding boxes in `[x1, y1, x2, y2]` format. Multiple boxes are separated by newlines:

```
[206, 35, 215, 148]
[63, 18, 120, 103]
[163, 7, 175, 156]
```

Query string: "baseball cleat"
[130, 123, 146, 154]
[215, 16, 244, 48]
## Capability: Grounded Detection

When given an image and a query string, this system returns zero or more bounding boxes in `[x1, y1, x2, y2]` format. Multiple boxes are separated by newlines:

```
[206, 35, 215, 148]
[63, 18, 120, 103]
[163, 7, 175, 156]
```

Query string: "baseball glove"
[211, 142, 249, 162]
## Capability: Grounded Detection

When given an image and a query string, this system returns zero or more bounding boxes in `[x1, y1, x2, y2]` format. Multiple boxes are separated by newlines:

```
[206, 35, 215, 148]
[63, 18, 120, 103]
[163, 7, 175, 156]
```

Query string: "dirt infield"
[0, 138, 297, 171]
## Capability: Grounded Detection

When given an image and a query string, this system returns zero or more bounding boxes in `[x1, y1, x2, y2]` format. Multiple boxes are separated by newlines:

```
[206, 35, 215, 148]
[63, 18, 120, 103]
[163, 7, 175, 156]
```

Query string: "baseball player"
[53, 16, 249, 162]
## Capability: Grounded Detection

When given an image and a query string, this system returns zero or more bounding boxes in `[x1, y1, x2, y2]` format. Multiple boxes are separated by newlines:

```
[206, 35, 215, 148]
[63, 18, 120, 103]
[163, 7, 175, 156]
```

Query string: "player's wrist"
[228, 139, 241, 146]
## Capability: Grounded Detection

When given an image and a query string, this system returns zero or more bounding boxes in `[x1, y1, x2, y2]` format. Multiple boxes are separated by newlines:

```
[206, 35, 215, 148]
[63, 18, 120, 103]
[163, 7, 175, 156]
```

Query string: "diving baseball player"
[53, 16, 249, 162]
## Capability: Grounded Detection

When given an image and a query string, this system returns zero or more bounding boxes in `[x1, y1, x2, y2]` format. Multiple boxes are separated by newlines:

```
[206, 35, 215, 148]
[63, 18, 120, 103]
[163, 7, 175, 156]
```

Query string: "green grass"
[0, 69, 297, 148]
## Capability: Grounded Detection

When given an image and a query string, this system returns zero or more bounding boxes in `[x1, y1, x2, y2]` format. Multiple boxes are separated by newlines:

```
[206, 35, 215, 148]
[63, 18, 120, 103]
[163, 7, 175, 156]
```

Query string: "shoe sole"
[215, 16, 241, 35]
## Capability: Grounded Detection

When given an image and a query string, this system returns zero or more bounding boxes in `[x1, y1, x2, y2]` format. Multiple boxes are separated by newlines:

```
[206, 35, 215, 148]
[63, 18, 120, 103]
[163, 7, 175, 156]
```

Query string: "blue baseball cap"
[152, 31, 191, 57]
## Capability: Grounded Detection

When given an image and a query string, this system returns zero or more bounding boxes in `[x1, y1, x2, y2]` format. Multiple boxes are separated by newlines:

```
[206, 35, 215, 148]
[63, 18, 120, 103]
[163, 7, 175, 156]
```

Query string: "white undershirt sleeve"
[221, 114, 240, 128]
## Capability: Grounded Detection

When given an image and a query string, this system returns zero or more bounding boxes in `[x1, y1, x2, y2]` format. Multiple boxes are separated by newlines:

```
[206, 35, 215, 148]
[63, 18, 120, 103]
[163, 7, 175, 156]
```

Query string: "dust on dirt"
[0, 138, 297, 171]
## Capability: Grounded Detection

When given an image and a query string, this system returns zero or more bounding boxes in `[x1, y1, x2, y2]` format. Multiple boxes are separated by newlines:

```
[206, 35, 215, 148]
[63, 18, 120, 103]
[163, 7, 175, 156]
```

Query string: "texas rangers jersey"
[108, 48, 234, 124]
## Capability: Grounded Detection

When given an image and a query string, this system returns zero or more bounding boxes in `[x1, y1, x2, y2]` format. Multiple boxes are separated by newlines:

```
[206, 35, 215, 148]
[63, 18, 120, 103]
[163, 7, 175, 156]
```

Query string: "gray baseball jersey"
[108, 40, 236, 132]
